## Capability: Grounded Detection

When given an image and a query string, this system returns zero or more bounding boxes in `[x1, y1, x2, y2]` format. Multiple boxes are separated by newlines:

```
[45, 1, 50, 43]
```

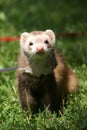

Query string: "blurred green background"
[0, 0, 87, 35]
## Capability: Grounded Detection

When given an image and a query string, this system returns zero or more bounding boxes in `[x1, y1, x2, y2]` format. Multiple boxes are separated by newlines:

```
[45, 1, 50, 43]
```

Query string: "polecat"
[17, 30, 78, 114]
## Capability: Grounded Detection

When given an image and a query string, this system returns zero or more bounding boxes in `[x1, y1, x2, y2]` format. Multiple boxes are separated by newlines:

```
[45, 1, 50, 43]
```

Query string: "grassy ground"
[0, 1, 87, 130]
[0, 37, 87, 130]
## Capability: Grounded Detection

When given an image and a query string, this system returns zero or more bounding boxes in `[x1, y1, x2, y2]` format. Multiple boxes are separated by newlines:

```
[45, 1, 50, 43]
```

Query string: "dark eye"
[29, 42, 33, 46]
[44, 40, 49, 44]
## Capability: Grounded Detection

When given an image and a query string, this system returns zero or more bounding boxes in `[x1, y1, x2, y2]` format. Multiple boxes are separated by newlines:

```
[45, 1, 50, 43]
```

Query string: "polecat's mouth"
[36, 51, 45, 55]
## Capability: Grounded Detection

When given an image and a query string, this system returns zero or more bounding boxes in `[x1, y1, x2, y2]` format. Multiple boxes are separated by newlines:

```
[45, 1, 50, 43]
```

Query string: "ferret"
[17, 30, 78, 114]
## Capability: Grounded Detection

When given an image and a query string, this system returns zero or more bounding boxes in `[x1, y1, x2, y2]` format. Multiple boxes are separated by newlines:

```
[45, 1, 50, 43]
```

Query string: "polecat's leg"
[18, 81, 28, 111]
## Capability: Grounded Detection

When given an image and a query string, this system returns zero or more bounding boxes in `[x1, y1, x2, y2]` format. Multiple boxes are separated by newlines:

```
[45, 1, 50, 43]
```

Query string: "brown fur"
[17, 49, 78, 114]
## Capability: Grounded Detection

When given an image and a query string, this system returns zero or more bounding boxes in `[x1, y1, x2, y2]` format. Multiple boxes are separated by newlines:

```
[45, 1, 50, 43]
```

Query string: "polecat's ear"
[45, 30, 55, 43]
[20, 32, 29, 43]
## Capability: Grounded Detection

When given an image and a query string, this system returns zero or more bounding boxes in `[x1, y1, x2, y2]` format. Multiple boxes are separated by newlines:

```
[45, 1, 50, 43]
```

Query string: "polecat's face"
[20, 30, 55, 56]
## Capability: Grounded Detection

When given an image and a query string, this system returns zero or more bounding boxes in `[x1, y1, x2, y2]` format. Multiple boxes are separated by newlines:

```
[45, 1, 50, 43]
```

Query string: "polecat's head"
[20, 30, 55, 55]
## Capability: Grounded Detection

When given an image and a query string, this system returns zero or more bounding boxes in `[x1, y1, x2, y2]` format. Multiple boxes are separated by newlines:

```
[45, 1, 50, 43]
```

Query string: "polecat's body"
[17, 30, 78, 114]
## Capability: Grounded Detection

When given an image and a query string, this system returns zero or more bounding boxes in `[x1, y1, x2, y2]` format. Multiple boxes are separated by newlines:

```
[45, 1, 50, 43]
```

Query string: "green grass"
[0, 1, 87, 129]
[0, 37, 87, 130]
